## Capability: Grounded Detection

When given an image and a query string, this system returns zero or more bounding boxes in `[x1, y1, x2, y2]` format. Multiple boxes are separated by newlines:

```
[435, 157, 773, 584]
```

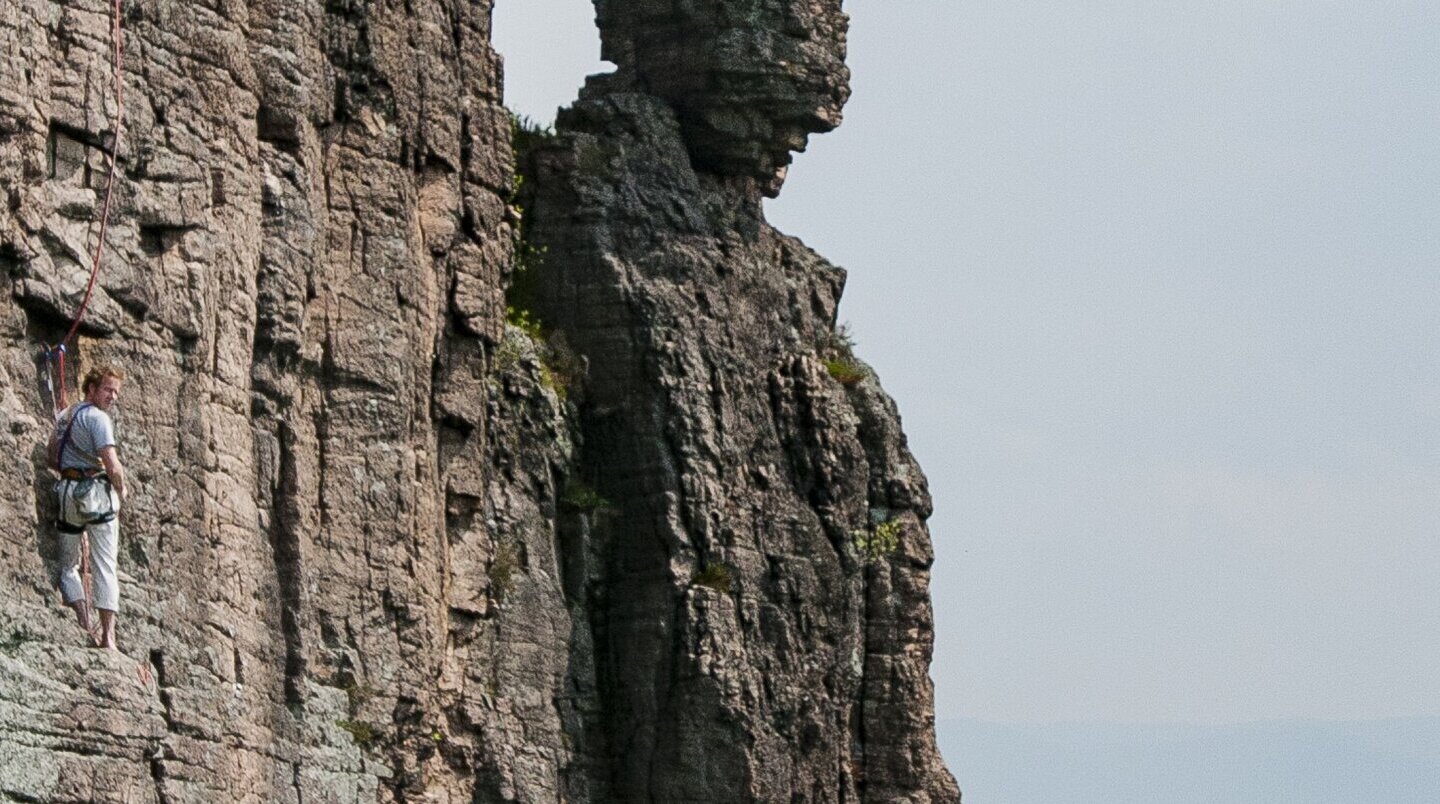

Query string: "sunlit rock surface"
[0, 0, 955, 800]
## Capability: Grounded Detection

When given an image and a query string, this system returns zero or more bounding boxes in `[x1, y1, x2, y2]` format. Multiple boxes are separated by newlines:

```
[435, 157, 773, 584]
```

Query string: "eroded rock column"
[515, 0, 958, 799]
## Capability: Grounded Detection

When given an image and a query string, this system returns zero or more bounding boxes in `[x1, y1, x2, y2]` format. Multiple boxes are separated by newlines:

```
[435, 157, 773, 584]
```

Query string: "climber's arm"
[46, 429, 61, 470]
[99, 445, 126, 502]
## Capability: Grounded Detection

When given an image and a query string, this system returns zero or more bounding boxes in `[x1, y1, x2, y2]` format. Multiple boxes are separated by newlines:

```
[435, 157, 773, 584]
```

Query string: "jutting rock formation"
[0, 0, 958, 801]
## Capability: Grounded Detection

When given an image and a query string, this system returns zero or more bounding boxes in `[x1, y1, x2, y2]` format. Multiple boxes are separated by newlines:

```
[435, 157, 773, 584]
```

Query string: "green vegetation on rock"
[560, 479, 611, 513]
[852, 517, 904, 562]
[335, 719, 378, 749]
[693, 563, 734, 594]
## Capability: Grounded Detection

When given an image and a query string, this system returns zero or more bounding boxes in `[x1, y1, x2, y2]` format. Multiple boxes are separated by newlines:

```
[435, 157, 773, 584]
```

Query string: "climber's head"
[82, 364, 125, 411]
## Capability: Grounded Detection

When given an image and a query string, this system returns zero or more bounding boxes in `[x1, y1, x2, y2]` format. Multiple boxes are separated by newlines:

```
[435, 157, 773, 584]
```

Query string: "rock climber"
[48, 364, 129, 650]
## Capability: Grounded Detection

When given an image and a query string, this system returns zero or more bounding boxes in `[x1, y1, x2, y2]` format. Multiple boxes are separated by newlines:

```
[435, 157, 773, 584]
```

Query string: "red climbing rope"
[42, 0, 126, 635]
[45, 0, 126, 414]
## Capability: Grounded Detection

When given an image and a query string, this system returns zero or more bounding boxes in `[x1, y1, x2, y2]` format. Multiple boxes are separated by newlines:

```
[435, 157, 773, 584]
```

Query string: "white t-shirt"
[56, 404, 116, 472]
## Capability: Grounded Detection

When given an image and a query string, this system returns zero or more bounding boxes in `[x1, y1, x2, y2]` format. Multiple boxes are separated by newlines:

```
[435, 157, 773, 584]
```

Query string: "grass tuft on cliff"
[335, 719, 379, 749]
[693, 563, 734, 594]
[819, 322, 869, 386]
[560, 479, 611, 513]
[824, 357, 869, 386]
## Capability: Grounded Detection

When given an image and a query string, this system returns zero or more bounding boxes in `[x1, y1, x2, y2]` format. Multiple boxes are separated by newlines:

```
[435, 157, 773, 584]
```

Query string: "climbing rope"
[43, 0, 126, 414]
[42, 0, 126, 638]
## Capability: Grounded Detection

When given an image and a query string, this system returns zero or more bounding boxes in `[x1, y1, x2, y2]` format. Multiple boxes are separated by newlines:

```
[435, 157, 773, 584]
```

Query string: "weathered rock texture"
[594, 0, 849, 183]
[0, 0, 956, 801]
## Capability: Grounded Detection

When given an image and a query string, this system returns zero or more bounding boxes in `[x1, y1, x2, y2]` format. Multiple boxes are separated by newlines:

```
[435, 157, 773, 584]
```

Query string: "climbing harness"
[41, 0, 126, 413]
[52, 401, 104, 628]
[54, 403, 117, 526]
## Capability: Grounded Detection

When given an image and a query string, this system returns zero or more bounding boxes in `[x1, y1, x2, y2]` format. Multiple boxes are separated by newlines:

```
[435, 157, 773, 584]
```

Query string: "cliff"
[0, 0, 957, 801]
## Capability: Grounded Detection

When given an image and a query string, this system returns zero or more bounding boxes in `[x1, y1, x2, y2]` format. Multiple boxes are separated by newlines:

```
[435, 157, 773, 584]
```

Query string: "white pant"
[55, 483, 121, 611]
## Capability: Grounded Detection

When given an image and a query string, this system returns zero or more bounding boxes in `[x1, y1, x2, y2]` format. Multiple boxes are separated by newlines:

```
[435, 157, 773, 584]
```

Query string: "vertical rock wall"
[0, 0, 956, 801]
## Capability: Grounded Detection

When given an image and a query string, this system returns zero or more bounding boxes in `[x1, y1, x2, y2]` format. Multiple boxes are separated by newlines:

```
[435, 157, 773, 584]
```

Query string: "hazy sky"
[494, 1, 1440, 728]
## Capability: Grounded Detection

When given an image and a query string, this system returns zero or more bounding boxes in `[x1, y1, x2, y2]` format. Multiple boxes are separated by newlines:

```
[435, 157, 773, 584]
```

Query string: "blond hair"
[81, 364, 126, 394]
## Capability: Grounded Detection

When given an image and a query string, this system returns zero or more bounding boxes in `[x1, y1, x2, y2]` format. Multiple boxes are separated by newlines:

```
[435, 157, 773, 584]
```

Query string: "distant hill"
[939, 717, 1440, 803]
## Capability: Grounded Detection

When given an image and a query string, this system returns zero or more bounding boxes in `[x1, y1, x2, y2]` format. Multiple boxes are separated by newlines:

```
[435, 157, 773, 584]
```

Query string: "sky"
[493, 0, 1440, 735]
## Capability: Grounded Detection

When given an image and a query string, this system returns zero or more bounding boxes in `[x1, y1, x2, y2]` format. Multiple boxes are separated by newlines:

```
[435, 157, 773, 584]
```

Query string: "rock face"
[0, 0, 956, 801]
[593, 0, 850, 183]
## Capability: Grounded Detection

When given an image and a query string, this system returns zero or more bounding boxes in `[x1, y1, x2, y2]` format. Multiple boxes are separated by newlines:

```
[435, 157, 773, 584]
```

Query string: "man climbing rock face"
[48, 365, 129, 651]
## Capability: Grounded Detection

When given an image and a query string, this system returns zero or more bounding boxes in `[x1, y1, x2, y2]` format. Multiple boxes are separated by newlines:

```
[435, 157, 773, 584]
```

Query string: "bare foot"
[68, 600, 90, 630]
[67, 601, 100, 647]
[97, 610, 117, 653]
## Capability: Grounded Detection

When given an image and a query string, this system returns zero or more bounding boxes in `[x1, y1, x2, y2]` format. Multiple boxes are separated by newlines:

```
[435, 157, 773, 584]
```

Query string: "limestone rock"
[0, 0, 956, 801]
[517, 86, 955, 802]
[595, 0, 851, 187]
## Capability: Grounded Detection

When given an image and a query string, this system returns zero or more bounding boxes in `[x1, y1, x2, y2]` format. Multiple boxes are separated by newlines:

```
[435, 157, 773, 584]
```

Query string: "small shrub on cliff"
[824, 322, 859, 356]
[494, 318, 585, 404]
[819, 323, 868, 386]
[506, 305, 544, 340]
[560, 479, 611, 513]
[510, 112, 555, 157]
[502, 112, 584, 403]
[335, 719, 378, 749]
[537, 361, 564, 401]
[492, 330, 526, 375]
[692, 563, 734, 594]
[851, 518, 903, 563]
[505, 109, 550, 317]
[824, 357, 868, 387]
[514, 239, 547, 276]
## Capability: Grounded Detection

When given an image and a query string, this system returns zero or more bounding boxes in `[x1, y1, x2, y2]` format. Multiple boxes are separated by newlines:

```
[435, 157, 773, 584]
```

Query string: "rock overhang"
[593, 0, 850, 189]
